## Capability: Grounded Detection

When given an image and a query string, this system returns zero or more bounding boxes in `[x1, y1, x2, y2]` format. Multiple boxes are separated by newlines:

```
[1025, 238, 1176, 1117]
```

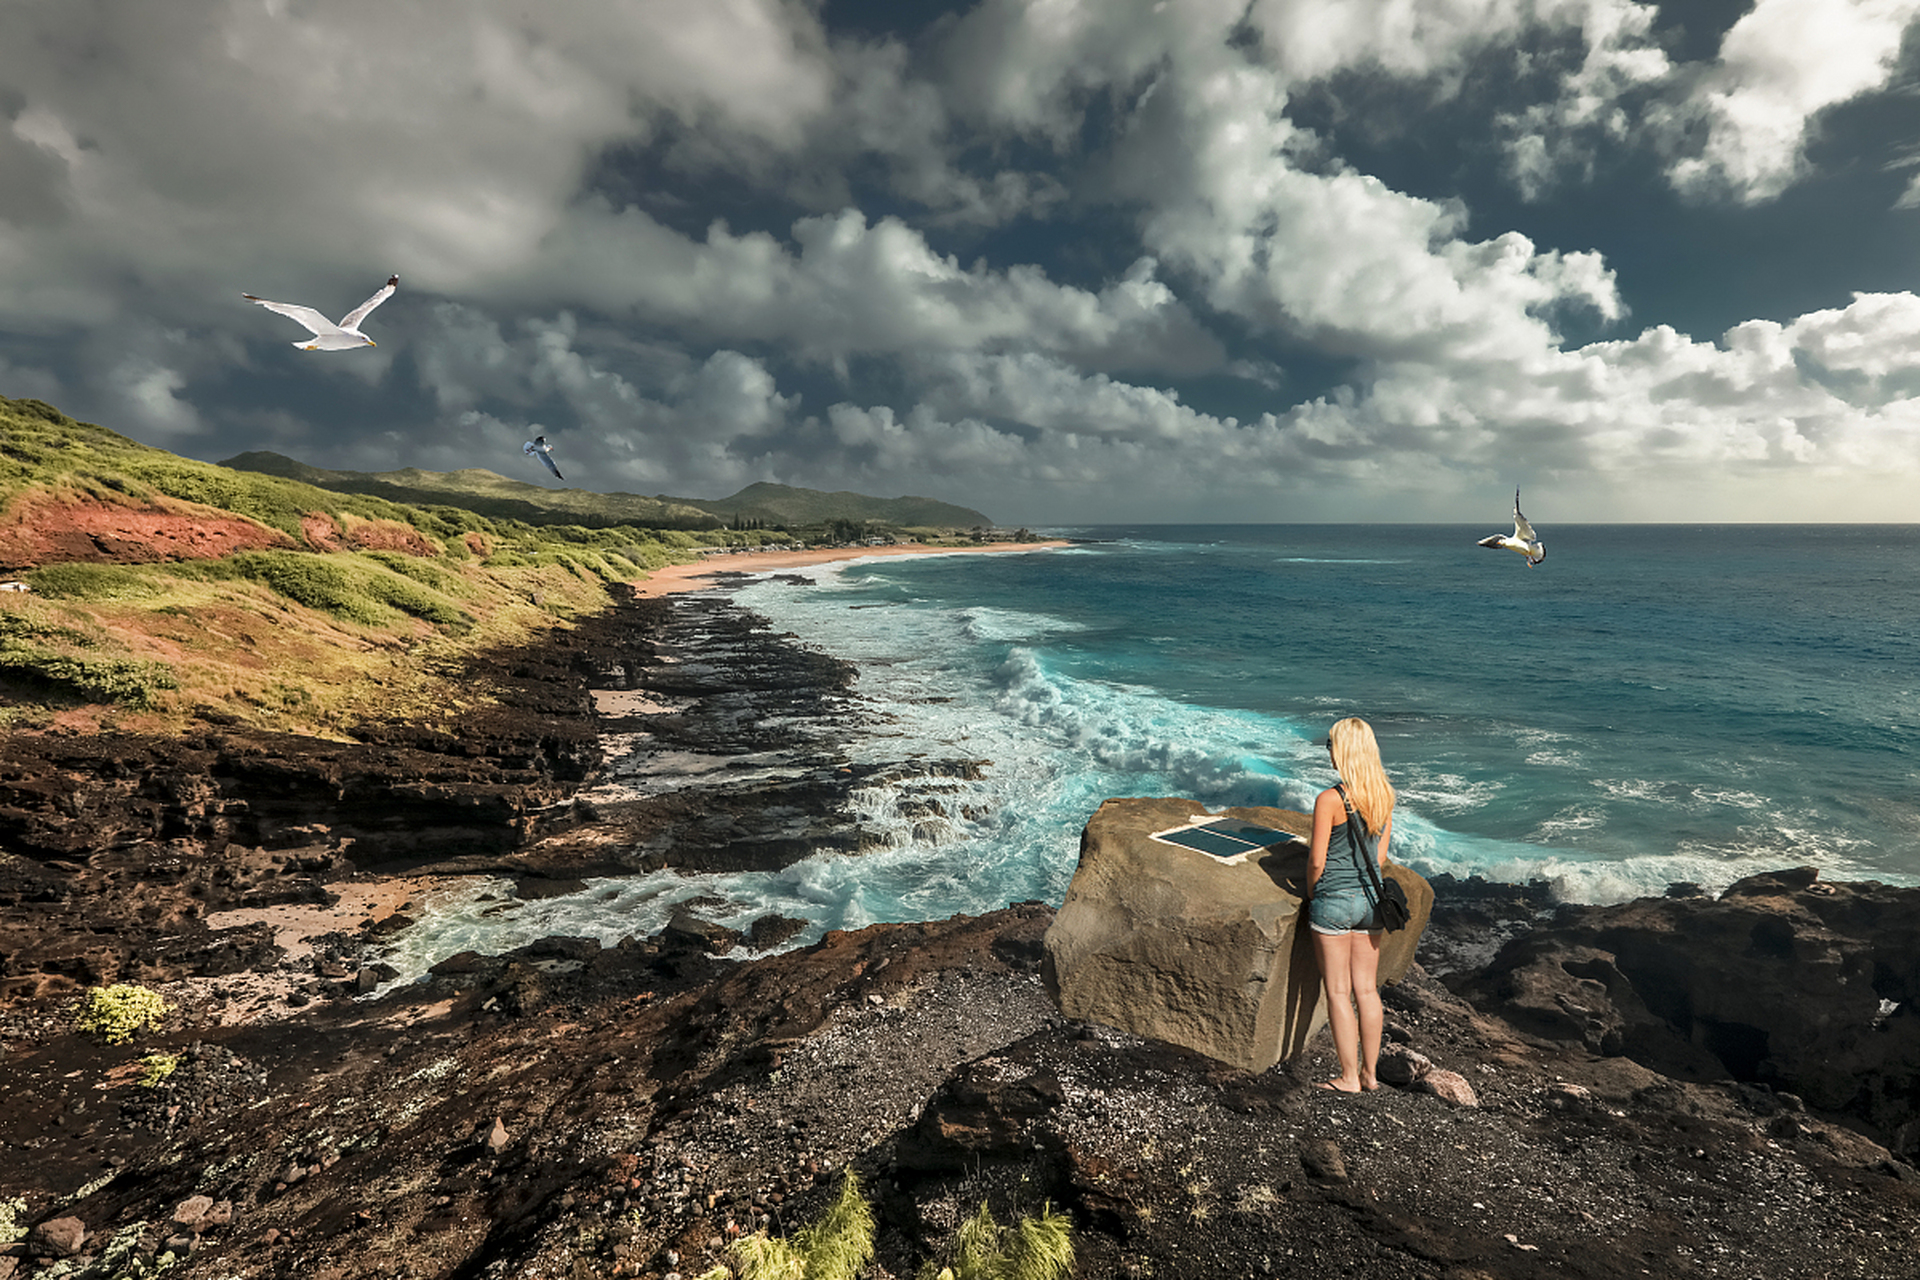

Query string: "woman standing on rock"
[1305, 717, 1396, 1093]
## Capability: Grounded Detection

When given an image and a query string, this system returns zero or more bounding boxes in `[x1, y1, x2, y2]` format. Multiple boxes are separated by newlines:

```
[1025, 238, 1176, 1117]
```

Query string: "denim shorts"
[1309, 885, 1381, 936]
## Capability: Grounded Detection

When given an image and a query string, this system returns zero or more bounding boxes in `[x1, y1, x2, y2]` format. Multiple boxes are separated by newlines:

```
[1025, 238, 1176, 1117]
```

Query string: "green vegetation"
[24, 563, 170, 602]
[182, 551, 473, 630]
[0, 396, 715, 728]
[920, 1200, 1074, 1280]
[73, 984, 171, 1044]
[0, 647, 178, 709]
[138, 1052, 179, 1087]
[0, 609, 179, 709]
[223, 452, 994, 532]
[721, 1173, 1072, 1280]
[0, 394, 1036, 732]
[0, 1195, 25, 1244]
[730, 1169, 875, 1280]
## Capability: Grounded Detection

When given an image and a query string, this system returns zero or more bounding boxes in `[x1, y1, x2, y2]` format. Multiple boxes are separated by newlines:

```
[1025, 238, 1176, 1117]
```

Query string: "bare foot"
[1360, 1077, 1380, 1092]
[1317, 1079, 1361, 1094]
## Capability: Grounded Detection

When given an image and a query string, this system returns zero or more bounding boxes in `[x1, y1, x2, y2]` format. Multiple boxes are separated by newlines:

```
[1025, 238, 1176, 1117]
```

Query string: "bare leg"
[1351, 929, 1384, 1090]
[1311, 930, 1362, 1092]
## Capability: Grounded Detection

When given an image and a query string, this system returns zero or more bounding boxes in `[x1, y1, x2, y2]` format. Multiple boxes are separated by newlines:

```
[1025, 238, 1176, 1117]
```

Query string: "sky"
[4, 0, 1920, 524]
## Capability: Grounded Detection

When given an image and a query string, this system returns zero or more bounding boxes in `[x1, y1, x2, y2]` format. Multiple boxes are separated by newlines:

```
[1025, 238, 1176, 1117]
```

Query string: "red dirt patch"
[302, 512, 344, 551]
[342, 516, 438, 556]
[463, 531, 490, 557]
[0, 491, 295, 571]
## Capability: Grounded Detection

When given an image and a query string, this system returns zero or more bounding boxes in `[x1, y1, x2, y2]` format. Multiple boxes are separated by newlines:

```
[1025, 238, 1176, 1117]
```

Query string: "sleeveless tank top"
[1318, 785, 1377, 896]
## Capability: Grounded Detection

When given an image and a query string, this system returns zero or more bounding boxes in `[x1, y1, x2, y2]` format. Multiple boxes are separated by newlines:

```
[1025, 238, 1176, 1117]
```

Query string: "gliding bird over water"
[524, 435, 564, 481]
[242, 275, 398, 350]
[1477, 488, 1545, 566]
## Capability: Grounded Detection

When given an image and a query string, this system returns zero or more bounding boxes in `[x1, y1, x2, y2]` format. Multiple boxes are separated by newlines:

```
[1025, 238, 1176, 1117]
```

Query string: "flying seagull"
[242, 275, 398, 350]
[523, 435, 563, 481]
[1477, 488, 1545, 566]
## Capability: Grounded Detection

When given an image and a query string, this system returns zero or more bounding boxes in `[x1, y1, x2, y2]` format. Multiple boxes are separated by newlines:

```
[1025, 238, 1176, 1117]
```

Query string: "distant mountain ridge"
[221, 453, 993, 531]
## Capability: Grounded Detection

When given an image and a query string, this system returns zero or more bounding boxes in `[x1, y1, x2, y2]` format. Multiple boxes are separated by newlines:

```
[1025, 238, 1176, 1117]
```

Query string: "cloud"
[1253, 290, 1920, 514]
[0, 0, 836, 330]
[1102, 50, 1622, 366]
[504, 203, 1226, 374]
[405, 304, 802, 490]
[1497, 0, 1920, 206]
[1659, 0, 1920, 204]
[1496, 0, 1674, 200]
[6, 0, 1920, 524]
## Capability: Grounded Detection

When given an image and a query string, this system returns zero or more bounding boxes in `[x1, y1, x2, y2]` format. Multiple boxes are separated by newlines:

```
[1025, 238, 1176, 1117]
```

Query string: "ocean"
[378, 524, 1920, 979]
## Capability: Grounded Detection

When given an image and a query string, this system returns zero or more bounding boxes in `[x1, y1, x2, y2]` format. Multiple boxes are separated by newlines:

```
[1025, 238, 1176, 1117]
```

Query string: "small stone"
[1375, 1045, 1431, 1087]
[1299, 1138, 1347, 1182]
[171, 1195, 215, 1229]
[488, 1117, 511, 1156]
[1547, 1082, 1593, 1108]
[26, 1217, 86, 1258]
[1419, 1068, 1480, 1107]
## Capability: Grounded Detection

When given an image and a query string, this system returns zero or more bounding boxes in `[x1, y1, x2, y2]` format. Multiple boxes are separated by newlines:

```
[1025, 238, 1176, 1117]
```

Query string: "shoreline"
[201, 547, 1065, 1004]
[630, 539, 1070, 598]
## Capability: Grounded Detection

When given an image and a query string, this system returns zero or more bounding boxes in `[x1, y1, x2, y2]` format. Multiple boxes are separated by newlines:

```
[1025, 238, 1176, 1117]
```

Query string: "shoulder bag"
[1337, 785, 1412, 932]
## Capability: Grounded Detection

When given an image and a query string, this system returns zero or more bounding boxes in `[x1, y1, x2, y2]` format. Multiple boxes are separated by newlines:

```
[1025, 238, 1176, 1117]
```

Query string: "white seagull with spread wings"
[242, 275, 398, 350]
[1477, 488, 1545, 566]
[523, 435, 564, 481]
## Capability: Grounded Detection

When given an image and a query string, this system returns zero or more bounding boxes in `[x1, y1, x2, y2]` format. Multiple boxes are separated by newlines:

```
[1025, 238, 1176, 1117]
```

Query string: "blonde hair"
[1328, 717, 1395, 836]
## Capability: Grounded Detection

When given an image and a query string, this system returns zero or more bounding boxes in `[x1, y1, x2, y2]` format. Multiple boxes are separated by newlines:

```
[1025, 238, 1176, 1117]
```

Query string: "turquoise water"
[378, 525, 1920, 978]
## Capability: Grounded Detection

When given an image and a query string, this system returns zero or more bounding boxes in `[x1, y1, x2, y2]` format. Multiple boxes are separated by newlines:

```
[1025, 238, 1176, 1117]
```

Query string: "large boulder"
[1452, 867, 1920, 1141]
[1042, 797, 1431, 1071]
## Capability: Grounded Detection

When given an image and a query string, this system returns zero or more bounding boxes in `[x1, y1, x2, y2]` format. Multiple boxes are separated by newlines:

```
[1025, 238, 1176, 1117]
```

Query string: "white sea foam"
[378, 533, 1920, 979]
[1387, 771, 1504, 814]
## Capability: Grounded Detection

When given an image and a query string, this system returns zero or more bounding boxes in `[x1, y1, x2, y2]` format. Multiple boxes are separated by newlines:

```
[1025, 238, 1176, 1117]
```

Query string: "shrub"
[139, 1051, 179, 1087]
[73, 984, 171, 1044]
[920, 1200, 1074, 1280]
[0, 612, 94, 648]
[24, 562, 169, 602]
[213, 551, 470, 630]
[0, 648, 178, 709]
[362, 570, 472, 630]
[362, 552, 465, 596]
[731, 1169, 873, 1280]
[210, 552, 386, 624]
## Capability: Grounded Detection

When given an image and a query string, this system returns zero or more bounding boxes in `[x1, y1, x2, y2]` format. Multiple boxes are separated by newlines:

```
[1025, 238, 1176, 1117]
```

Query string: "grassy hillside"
[221, 452, 728, 530]
[223, 455, 994, 532]
[656, 480, 991, 529]
[0, 396, 781, 736]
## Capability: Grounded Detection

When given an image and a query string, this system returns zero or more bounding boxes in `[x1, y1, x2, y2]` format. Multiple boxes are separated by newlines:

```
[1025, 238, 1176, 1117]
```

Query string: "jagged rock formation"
[1042, 796, 1432, 1071]
[3, 581, 1919, 1279]
[1452, 865, 1920, 1152]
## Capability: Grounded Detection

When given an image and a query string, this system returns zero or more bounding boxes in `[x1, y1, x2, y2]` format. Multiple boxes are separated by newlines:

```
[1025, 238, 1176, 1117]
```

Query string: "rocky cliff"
[2, 589, 1917, 1280]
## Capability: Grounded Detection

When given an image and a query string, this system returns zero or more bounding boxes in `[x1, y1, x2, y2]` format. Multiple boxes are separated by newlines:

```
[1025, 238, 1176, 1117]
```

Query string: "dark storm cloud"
[2, 0, 1919, 522]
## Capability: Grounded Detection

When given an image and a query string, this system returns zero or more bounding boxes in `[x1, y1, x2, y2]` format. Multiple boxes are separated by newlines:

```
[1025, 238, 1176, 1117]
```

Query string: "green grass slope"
[222, 451, 728, 530]
[223, 453, 994, 531]
[0, 396, 764, 734]
[658, 480, 990, 529]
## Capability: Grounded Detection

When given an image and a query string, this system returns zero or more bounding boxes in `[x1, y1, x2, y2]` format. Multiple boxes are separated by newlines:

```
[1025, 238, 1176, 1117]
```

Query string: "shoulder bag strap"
[1337, 784, 1392, 906]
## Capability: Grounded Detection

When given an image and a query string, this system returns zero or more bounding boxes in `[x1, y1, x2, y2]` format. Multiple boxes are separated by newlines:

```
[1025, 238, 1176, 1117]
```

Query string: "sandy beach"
[631, 539, 1069, 598]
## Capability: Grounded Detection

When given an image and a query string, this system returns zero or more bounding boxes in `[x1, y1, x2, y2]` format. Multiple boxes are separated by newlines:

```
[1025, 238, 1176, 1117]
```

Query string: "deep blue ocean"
[381, 525, 1920, 978]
